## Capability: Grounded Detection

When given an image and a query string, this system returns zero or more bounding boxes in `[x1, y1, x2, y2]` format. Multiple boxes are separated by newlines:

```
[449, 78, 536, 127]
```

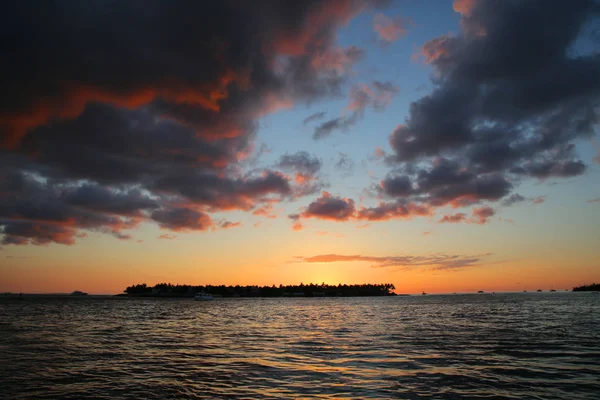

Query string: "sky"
[1, 0, 599, 294]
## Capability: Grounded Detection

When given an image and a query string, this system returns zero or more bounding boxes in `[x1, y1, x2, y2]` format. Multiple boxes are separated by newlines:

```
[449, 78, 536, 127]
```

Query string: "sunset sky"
[1, 0, 599, 294]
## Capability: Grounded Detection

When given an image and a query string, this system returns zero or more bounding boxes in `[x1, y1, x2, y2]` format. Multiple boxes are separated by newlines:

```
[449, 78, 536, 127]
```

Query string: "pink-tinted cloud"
[453, 0, 477, 16]
[1, 222, 77, 246]
[311, 46, 365, 75]
[439, 213, 467, 224]
[472, 206, 495, 224]
[348, 81, 400, 112]
[299, 252, 490, 271]
[219, 220, 242, 229]
[292, 221, 304, 231]
[373, 13, 409, 43]
[252, 204, 277, 219]
[532, 196, 546, 205]
[158, 234, 177, 240]
[415, 35, 454, 65]
[316, 231, 344, 238]
[422, 231, 432, 236]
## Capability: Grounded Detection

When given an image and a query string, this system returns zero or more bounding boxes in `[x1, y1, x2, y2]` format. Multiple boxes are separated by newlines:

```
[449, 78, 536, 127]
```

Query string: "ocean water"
[1, 293, 599, 399]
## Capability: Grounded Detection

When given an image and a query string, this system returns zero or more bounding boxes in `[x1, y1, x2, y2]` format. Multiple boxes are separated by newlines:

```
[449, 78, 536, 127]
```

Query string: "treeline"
[572, 283, 600, 292]
[123, 282, 396, 297]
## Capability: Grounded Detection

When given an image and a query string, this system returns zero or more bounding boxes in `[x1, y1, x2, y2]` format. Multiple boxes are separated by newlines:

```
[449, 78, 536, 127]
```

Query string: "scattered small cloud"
[316, 231, 344, 238]
[252, 204, 277, 219]
[439, 213, 467, 224]
[472, 206, 495, 224]
[422, 231, 432, 236]
[302, 111, 327, 126]
[587, 197, 600, 204]
[292, 221, 304, 231]
[313, 81, 399, 139]
[531, 196, 546, 205]
[502, 193, 526, 207]
[373, 13, 410, 44]
[219, 220, 242, 229]
[335, 153, 355, 177]
[313, 113, 359, 140]
[158, 234, 177, 240]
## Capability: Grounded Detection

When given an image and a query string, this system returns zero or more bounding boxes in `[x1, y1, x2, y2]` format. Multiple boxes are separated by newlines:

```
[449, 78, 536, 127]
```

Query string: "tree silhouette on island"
[122, 282, 397, 297]
[572, 283, 600, 292]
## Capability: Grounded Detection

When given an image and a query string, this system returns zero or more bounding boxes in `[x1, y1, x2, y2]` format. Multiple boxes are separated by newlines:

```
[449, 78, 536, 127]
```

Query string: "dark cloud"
[302, 111, 327, 125]
[380, 175, 413, 197]
[295, 191, 355, 221]
[0, 170, 143, 245]
[299, 252, 489, 270]
[0, 0, 375, 246]
[502, 193, 526, 207]
[381, 0, 599, 216]
[356, 200, 431, 221]
[378, 160, 512, 208]
[277, 151, 322, 175]
[313, 113, 359, 140]
[151, 208, 213, 232]
[292, 193, 431, 224]
[63, 184, 160, 216]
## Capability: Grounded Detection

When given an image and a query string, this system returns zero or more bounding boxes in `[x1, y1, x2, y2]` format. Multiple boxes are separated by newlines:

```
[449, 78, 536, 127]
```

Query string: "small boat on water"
[194, 292, 213, 301]
[70, 290, 88, 296]
[421, 291, 427, 295]
[477, 290, 484, 294]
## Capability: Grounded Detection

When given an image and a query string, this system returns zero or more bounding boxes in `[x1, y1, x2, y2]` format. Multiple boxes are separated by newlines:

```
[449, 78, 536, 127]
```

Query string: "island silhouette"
[572, 283, 600, 292]
[121, 282, 398, 297]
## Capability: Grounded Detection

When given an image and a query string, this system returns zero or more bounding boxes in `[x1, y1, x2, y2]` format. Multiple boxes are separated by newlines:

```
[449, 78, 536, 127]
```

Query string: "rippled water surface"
[1, 293, 599, 399]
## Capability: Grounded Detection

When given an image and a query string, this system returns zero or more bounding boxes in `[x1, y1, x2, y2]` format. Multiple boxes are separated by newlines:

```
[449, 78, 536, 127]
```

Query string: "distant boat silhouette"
[421, 291, 427, 295]
[550, 285, 556, 292]
[477, 290, 484, 294]
[537, 289, 542, 292]
[194, 292, 213, 301]
[70, 290, 88, 296]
